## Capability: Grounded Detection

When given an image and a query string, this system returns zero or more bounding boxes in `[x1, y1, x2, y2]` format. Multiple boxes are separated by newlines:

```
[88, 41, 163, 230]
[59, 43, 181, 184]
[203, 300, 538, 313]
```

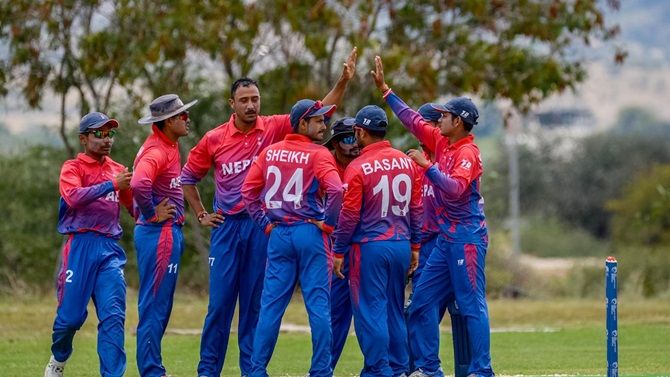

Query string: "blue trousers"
[350, 240, 410, 377]
[330, 253, 351, 371]
[135, 223, 184, 377]
[407, 237, 493, 377]
[198, 215, 268, 377]
[250, 223, 332, 377]
[50, 232, 126, 377]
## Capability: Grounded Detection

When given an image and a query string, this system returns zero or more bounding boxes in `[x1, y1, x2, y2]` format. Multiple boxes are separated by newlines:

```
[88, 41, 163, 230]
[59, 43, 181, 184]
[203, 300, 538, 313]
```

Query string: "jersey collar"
[284, 133, 312, 143]
[447, 134, 474, 151]
[360, 140, 391, 155]
[151, 124, 178, 147]
[77, 152, 109, 165]
[228, 113, 266, 135]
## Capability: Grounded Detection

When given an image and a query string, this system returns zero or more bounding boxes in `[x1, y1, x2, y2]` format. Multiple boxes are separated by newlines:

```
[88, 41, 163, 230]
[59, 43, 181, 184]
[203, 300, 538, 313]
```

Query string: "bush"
[521, 215, 609, 257]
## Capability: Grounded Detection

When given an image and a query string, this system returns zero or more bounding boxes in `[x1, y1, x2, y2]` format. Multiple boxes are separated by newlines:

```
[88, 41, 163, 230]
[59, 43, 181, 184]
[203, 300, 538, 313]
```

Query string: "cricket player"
[241, 98, 344, 377]
[180, 47, 357, 377]
[333, 105, 423, 377]
[45, 112, 132, 377]
[409, 104, 471, 377]
[372, 56, 494, 377]
[322, 117, 360, 370]
[133, 94, 197, 377]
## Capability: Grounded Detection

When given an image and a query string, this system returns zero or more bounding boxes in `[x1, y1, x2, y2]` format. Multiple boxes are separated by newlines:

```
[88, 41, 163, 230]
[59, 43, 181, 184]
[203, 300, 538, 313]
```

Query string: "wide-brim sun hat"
[138, 94, 198, 125]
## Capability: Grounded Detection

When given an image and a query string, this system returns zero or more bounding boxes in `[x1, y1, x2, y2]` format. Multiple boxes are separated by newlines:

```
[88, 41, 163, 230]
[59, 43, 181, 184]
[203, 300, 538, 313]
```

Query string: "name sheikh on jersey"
[361, 157, 413, 175]
[265, 149, 311, 165]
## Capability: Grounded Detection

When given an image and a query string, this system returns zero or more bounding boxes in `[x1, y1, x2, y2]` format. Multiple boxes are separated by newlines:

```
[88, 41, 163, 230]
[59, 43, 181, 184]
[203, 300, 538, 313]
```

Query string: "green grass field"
[1, 293, 669, 376]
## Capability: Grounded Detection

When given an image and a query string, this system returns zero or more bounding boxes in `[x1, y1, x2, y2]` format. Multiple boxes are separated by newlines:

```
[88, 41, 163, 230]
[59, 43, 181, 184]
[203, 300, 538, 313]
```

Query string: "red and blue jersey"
[131, 125, 185, 225]
[419, 164, 440, 242]
[57, 153, 133, 239]
[241, 133, 343, 232]
[180, 113, 292, 215]
[333, 140, 423, 257]
[385, 90, 488, 244]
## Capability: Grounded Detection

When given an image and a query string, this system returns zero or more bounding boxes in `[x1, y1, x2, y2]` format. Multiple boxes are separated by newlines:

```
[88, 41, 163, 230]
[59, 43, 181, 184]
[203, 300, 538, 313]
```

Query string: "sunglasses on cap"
[298, 101, 324, 124]
[85, 129, 117, 139]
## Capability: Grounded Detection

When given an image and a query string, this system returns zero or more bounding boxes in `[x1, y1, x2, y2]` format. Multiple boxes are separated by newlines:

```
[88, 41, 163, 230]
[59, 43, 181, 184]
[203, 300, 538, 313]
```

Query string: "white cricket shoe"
[408, 370, 431, 377]
[44, 355, 66, 377]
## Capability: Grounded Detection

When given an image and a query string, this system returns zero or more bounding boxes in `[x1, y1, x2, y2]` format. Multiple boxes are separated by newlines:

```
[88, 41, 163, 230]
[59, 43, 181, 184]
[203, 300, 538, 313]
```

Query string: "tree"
[0, 0, 629, 291]
[607, 165, 670, 297]
[2, 1, 625, 129]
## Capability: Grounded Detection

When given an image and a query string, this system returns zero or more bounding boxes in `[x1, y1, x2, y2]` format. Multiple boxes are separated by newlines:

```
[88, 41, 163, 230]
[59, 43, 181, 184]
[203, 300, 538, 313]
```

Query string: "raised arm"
[321, 47, 357, 107]
[371, 55, 441, 152]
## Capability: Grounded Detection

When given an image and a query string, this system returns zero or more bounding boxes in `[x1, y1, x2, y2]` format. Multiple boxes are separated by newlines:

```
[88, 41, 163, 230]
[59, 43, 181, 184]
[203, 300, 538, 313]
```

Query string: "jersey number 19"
[372, 173, 411, 217]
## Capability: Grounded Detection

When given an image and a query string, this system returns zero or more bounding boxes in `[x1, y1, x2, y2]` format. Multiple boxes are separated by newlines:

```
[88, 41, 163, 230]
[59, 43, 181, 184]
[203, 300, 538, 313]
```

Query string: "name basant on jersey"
[361, 157, 413, 175]
[265, 149, 310, 165]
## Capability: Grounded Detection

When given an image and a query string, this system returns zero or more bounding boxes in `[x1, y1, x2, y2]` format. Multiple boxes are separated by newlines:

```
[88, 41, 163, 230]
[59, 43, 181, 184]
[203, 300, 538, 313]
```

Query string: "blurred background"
[0, 0, 668, 300]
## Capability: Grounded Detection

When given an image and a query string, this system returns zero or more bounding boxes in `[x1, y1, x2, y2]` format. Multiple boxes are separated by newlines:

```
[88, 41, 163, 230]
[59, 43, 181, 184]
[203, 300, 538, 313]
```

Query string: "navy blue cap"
[418, 103, 442, 122]
[79, 112, 119, 134]
[322, 117, 355, 147]
[431, 97, 479, 126]
[355, 105, 388, 131]
[138, 94, 198, 125]
[289, 99, 336, 129]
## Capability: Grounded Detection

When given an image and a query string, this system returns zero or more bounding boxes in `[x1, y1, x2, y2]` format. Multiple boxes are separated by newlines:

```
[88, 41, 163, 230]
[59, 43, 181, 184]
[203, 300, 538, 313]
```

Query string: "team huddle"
[45, 49, 493, 377]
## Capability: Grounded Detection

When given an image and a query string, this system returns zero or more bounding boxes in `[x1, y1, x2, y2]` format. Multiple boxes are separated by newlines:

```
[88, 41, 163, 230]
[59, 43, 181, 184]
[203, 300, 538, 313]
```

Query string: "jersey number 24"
[265, 166, 304, 209]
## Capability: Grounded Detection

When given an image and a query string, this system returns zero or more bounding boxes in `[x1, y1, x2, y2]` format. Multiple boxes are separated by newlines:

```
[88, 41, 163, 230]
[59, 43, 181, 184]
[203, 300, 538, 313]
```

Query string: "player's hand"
[307, 219, 334, 234]
[153, 198, 176, 222]
[341, 46, 358, 81]
[199, 212, 225, 228]
[333, 255, 345, 279]
[409, 248, 420, 275]
[406, 149, 430, 168]
[370, 55, 390, 93]
[115, 168, 132, 190]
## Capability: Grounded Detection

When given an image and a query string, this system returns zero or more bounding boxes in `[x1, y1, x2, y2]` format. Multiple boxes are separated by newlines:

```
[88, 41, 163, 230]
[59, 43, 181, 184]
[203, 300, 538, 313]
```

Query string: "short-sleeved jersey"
[241, 134, 343, 232]
[131, 125, 184, 225]
[385, 90, 487, 244]
[180, 113, 292, 215]
[333, 140, 423, 256]
[58, 153, 133, 239]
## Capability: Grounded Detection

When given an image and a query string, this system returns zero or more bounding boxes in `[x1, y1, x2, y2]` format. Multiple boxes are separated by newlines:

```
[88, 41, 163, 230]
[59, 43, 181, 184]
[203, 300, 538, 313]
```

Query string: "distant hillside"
[0, 122, 63, 154]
